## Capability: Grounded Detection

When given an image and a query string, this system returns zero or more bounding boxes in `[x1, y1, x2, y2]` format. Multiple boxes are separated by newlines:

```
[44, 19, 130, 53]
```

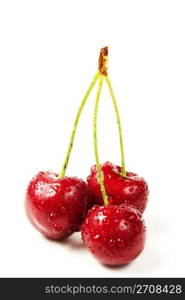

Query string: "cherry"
[87, 161, 149, 213]
[81, 204, 146, 265]
[25, 171, 89, 239]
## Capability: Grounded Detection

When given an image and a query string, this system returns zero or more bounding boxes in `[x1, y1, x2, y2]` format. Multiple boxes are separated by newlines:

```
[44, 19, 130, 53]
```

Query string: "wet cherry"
[87, 161, 149, 213]
[25, 171, 89, 239]
[81, 204, 146, 265]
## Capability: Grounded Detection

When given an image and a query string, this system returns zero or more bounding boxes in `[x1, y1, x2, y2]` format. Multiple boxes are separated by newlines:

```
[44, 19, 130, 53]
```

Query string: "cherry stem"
[105, 76, 126, 177]
[99, 46, 108, 76]
[58, 71, 100, 178]
[93, 75, 109, 205]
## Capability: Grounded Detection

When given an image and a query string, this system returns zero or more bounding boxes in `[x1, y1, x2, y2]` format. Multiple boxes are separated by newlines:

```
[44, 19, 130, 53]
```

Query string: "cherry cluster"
[25, 47, 149, 266]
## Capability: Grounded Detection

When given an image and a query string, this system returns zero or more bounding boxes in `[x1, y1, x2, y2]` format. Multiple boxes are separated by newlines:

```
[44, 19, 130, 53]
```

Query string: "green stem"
[105, 76, 126, 177]
[93, 75, 109, 205]
[58, 71, 100, 178]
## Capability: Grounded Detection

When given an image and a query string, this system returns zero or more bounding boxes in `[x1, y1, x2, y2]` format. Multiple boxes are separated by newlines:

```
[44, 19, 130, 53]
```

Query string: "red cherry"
[81, 204, 146, 265]
[25, 171, 89, 239]
[87, 161, 149, 213]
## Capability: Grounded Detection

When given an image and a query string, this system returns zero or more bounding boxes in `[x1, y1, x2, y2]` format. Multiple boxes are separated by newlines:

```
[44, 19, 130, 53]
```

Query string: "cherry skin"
[81, 204, 146, 266]
[87, 161, 149, 213]
[25, 171, 89, 239]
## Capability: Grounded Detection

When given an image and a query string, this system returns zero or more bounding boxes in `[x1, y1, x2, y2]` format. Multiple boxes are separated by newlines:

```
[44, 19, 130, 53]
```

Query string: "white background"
[0, 0, 185, 277]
